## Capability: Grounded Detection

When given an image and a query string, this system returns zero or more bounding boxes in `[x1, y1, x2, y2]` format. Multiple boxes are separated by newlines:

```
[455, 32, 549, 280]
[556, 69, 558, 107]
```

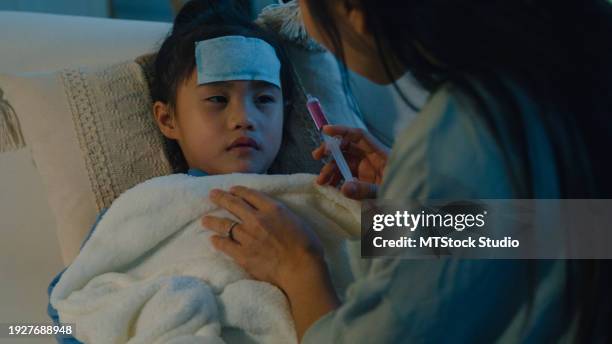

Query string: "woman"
[202, 0, 612, 342]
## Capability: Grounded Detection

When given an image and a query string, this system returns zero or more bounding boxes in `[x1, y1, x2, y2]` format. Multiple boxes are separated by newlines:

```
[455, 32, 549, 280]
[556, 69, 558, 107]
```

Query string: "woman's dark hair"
[303, 0, 612, 341]
[152, 0, 294, 173]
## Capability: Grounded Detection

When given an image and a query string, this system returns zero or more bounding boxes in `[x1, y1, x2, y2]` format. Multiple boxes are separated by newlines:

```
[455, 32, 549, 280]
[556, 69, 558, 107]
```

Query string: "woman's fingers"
[328, 170, 343, 187]
[209, 189, 257, 220]
[316, 161, 339, 185]
[201, 215, 231, 235]
[313, 126, 386, 192]
[201, 215, 254, 244]
[313, 126, 388, 166]
[210, 235, 244, 261]
[311, 143, 327, 160]
[340, 180, 378, 200]
[312, 140, 352, 160]
[323, 125, 389, 156]
[228, 185, 278, 212]
[321, 125, 364, 142]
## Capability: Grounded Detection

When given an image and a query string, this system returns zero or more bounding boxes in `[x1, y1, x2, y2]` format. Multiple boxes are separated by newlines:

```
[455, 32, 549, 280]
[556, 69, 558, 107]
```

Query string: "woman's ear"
[153, 101, 180, 140]
[336, 1, 376, 53]
[344, 2, 368, 37]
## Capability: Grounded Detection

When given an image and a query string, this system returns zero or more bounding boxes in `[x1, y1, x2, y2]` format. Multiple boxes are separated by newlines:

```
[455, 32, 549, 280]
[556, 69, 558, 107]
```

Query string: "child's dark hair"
[152, 0, 294, 173]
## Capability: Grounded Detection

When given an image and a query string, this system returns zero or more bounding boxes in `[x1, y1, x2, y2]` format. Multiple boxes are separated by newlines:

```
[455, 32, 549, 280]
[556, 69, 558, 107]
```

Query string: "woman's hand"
[202, 186, 322, 288]
[202, 186, 340, 339]
[312, 125, 389, 200]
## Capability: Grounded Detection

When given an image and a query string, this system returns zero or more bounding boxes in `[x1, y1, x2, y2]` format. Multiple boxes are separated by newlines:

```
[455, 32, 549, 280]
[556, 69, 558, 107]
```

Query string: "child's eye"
[206, 96, 228, 103]
[255, 95, 276, 104]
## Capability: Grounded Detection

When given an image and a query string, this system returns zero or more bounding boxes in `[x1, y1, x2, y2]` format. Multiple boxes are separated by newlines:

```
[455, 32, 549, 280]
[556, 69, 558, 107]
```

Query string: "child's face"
[155, 70, 284, 174]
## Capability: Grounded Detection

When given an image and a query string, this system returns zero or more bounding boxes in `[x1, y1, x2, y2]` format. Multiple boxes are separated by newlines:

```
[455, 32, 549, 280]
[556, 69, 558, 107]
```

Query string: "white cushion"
[0, 11, 170, 74]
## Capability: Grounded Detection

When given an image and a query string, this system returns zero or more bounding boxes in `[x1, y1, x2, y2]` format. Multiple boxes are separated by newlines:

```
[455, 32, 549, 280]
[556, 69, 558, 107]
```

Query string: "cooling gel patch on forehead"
[195, 35, 281, 88]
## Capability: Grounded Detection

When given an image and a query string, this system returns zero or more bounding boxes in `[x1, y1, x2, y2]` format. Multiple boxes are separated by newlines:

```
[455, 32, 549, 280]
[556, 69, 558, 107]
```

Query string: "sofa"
[0, 11, 170, 338]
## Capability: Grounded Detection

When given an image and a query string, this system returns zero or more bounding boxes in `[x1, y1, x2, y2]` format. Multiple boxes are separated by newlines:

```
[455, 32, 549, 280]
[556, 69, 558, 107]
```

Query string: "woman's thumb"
[341, 180, 377, 200]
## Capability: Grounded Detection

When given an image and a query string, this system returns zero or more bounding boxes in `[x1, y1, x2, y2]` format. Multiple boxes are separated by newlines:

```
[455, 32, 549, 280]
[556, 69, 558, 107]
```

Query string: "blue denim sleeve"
[47, 208, 108, 344]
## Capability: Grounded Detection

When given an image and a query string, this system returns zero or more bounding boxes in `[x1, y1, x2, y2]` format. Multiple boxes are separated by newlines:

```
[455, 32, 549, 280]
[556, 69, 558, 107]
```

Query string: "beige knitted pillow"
[0, 61, 172, 263]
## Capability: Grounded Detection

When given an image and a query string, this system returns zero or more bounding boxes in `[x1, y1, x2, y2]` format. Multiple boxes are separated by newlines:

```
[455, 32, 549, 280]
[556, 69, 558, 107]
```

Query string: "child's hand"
[312, 125, 389, 200]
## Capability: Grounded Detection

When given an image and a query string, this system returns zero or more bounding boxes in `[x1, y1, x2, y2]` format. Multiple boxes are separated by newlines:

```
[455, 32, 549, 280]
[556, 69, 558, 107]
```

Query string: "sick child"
[47, 1, 295, 342]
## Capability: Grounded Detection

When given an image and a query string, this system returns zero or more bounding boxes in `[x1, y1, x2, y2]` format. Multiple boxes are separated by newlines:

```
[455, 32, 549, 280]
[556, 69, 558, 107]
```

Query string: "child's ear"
[153, 101, 180, 140]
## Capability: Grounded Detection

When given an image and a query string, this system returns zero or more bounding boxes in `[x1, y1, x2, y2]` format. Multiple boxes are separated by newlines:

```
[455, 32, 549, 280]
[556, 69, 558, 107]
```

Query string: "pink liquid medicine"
[306, 95, 329, 131]
[305, 95, 354, 181]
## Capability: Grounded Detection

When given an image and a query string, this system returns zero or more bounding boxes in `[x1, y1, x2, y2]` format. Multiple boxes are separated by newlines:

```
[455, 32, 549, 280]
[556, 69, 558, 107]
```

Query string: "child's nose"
[229, 99, 255, 130]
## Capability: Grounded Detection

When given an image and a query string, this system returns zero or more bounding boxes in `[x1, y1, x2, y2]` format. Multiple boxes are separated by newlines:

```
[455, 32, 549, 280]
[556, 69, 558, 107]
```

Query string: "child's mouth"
[227, 136, 260, 151]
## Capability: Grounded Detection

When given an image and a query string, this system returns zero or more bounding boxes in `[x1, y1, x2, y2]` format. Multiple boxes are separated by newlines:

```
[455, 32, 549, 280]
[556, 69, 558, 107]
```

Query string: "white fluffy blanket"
[50, 173, 360, 344]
